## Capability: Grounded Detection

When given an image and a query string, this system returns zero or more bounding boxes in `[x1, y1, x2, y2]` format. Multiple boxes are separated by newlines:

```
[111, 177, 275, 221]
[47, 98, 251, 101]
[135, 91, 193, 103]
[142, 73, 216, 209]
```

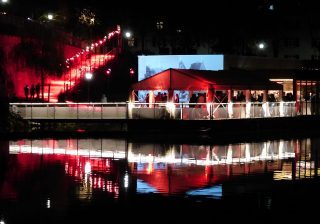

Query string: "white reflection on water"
[186, 185, 222, 199]
[7, 138, 316, 198]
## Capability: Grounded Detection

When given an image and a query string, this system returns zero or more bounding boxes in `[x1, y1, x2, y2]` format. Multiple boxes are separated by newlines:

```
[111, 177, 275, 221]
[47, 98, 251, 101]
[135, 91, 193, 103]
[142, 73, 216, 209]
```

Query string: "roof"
[131, 69, 283, 91]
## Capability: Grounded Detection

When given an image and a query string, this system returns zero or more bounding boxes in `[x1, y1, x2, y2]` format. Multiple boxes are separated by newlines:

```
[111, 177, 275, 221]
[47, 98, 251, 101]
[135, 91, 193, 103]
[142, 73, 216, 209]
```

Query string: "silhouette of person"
[24, 85, 29, 100]
[35, 83, 40, 99]
[145, 93, 149, 107]
[30, 84, 35, 99]
[175, 93, 179, 103]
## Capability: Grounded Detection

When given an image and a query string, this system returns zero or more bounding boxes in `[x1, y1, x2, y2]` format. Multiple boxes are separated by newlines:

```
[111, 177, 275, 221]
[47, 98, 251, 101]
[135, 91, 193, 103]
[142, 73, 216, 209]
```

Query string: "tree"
[11, 26, 65, 100]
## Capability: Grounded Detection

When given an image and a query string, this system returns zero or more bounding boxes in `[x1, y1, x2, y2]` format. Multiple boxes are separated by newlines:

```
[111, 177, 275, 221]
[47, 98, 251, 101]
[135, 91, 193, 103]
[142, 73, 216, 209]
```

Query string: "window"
[156, 21, 164, 30]
[128, 38, 135, 47]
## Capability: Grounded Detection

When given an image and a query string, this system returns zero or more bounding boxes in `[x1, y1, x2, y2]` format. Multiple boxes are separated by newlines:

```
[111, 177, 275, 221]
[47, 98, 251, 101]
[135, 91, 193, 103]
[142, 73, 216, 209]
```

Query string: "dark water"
[1, 138, 320, 223]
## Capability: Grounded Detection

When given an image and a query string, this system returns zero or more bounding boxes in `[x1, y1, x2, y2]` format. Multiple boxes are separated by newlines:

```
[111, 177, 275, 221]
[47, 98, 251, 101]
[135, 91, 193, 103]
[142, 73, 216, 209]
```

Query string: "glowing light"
[128, 102, 134, 118]
[166, 102, 176, 118]
[85, 72, 93, 80]
[0, 219, 5, 224]
[258, 43, 265, 49]
[85, 161, 91, 174]
[129, 68, 135, 75]
[106, 68, 111, 75]
[1, 0, 8, 3]
[262, 102, 270, 117]
[47, 14, 53, 20]
[125, 32, 131, 38]
[227, 102, 233, 118]
[46, 198, 51, 208]
[246, 102, 251, 118]
[124, 172, 129, 188]
[279, 101, 284, 116]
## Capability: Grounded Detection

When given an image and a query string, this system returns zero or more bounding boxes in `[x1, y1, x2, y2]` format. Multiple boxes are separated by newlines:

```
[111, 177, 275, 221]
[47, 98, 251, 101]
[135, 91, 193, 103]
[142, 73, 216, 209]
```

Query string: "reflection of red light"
[77, 129, 86, 133]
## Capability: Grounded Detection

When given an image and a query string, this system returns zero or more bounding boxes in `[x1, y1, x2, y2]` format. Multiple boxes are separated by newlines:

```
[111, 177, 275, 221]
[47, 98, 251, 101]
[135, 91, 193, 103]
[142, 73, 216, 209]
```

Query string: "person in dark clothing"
[189, 94, 197, 108]
[30, 84, 35, 99]
[24, 85, 29, 100]
[35, 83, 40, 99]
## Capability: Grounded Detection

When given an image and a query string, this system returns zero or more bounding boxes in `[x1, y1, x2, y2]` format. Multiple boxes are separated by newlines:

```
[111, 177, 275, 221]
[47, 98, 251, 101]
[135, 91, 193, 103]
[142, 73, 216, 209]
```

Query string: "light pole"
[123, 31, 132, 53]
[85, 72, 93, 102]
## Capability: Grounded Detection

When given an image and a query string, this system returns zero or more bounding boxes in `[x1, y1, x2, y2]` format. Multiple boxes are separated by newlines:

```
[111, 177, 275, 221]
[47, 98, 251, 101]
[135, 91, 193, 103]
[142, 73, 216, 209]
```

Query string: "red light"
[106, 68, 111, 76]
[129, 68, 135, 75]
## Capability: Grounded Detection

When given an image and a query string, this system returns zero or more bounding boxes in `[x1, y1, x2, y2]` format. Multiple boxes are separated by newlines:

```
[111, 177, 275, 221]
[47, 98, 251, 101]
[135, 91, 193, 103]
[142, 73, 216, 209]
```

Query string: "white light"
[227, 102, 233, 118]
[0, 220, 5, 224]
[166, 102, 176, 118]
[124, 173, 129, 188]
[1, 0, 8, 3]
[84, 161, 91, 174]
[46, 198, 51, 208]
[47, 14, 53, 20]
[85, 72, 93, 80]
[125, 32, 131, 38]
[258, 43, 265, 49]
[246, 102, 251, 118]
[27, 17, 32, 20]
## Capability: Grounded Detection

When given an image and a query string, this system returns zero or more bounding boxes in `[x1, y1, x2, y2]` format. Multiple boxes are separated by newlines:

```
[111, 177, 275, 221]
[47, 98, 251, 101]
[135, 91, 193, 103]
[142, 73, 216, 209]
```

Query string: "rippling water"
[1, 138, 320, 223]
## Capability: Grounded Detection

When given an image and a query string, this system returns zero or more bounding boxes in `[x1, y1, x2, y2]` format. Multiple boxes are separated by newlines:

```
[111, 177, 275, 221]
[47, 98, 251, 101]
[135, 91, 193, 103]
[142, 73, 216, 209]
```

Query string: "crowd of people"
[24, 83, 41, 101]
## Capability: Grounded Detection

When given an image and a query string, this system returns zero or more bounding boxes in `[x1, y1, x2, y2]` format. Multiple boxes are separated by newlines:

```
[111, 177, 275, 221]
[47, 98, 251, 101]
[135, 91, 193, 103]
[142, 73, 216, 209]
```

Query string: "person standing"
[35, 83, 40, 99]
[30, 84, 35, 99]
[24, 84, 29, 101]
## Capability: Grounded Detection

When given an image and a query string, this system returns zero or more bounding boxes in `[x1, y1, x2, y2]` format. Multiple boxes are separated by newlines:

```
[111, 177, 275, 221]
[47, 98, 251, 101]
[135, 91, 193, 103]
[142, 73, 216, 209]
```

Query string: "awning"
[131, 68, 283, 91]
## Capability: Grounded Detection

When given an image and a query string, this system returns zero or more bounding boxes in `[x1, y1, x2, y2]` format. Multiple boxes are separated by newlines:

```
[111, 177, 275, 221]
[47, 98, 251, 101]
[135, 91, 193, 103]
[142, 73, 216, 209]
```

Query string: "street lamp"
[85, 72, 93, 101]
[125, 31, 131, 38]
[258, 42, 265, 50]
[47, 13, 53, 20]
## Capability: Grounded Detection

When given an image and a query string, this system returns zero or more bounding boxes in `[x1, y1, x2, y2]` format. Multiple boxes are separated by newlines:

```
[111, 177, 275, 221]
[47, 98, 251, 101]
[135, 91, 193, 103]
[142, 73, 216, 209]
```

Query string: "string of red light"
[65, 25, 121, 65]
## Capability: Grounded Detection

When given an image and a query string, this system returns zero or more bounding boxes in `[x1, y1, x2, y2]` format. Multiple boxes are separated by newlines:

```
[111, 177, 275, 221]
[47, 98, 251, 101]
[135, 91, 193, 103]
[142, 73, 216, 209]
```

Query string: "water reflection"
[1, 138, 320, 221]
[5, 138, 315, 198]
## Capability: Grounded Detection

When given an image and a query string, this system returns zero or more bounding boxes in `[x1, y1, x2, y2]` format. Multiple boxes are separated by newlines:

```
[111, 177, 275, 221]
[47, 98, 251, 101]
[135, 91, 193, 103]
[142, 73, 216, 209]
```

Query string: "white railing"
[9, 101, 305, 120]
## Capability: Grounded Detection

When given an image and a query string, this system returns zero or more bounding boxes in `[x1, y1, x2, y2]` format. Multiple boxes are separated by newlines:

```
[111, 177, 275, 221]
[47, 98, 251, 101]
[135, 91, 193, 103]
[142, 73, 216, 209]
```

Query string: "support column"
[262, 90, 269, 117]
[316, 81, 320, 115]
[227, 89, 233, 118]
[129, 90, 135, 102]
[149, 91, 154, 108]
[278, 89, 283, 101]
[206, 85, 215, 120]
[207, 85, 215, 103]
[263, 90, 268, 102]
[168, 89, 174, 102]
[228, 89, 233, 103]
[245, 90, 251, 118]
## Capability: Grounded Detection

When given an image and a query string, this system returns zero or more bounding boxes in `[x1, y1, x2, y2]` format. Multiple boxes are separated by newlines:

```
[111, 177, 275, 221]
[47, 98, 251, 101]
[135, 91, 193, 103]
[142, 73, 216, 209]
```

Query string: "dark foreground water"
[1, 138, 320, 223]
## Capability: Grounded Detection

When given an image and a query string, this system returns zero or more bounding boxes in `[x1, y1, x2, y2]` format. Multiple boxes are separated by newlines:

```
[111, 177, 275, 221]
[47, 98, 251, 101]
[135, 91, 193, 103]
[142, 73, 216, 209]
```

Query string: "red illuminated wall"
[0, 34, 81, 98]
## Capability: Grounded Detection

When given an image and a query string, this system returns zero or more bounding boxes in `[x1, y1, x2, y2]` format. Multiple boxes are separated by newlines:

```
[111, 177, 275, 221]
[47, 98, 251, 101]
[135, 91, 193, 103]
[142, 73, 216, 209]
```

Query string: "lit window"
[128, 38, 135, 47]
[156, 21, 164, 30]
